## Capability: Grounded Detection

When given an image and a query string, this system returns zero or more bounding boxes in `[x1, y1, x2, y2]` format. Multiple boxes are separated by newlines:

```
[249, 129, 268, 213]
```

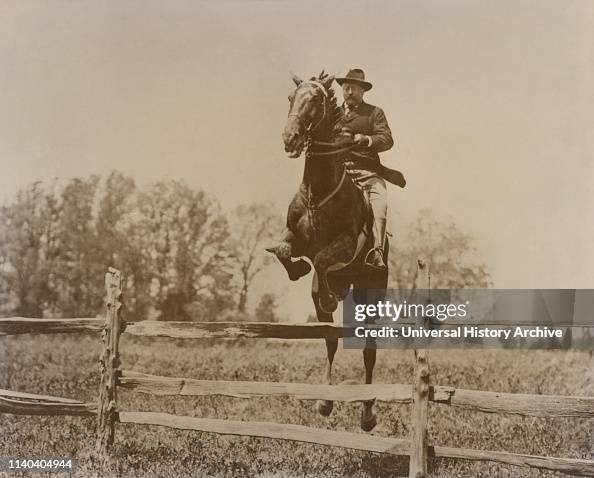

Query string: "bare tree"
[230, 203, 283, 314]
[389, 208, 491, 290]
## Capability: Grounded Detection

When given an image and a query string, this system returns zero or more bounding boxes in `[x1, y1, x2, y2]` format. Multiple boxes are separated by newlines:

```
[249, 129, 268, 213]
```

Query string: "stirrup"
[364, 247, 386, 270]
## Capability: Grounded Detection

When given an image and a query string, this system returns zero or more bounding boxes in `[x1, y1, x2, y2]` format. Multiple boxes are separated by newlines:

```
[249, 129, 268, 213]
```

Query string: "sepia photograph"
[0, 1, 592, 477]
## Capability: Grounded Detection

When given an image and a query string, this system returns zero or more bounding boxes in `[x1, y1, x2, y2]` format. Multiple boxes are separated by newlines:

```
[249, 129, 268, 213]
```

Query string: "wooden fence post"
[409, 348, 430, 477]
[96, 267, 125, 457]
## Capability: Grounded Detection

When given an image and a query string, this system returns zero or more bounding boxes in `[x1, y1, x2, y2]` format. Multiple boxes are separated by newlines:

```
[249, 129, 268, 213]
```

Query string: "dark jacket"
[339, 101, 394, 163]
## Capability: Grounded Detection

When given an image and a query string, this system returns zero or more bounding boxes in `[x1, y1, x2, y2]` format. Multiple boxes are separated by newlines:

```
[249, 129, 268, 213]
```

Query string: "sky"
[0, 0, 593, 320]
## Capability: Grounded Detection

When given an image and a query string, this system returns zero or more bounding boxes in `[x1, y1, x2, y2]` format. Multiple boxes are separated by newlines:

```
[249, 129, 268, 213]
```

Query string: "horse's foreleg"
[312, 272, 337, 417]
[361, 336, 378, 431]
[265, 228, 311, 281]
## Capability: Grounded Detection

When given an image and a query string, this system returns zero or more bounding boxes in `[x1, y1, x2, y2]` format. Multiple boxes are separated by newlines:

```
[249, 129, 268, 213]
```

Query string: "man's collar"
[343, 101, 364, 111]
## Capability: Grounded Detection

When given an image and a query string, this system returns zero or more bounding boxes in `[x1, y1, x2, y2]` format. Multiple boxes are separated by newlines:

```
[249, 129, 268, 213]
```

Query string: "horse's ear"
[321, 74, 335, 90]
[291, 73, 303, 86]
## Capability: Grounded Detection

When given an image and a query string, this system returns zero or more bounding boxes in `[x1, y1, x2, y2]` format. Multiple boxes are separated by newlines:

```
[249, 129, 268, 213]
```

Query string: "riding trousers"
[345, 168, 387, 249]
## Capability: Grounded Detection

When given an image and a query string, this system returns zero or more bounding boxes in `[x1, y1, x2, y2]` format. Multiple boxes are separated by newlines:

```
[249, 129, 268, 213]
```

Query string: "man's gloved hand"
[340, 127, 353, 137]
[354, 133, 371, 147]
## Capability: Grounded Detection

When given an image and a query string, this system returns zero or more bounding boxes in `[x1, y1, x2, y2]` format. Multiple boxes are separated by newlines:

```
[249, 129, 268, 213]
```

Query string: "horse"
[266, 71, 389, 431]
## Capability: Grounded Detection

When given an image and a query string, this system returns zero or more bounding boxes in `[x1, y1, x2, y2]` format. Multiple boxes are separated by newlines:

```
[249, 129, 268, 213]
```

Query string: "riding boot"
[364, 215, 387, 270]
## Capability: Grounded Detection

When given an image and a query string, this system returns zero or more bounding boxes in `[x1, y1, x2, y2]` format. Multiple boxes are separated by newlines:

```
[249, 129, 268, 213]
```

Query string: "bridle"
[287, 80, 329, 138]
[288, 80, 356, 158]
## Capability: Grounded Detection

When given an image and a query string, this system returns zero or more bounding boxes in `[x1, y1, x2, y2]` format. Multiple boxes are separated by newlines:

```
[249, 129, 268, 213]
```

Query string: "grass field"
[0, 333, 592, 477]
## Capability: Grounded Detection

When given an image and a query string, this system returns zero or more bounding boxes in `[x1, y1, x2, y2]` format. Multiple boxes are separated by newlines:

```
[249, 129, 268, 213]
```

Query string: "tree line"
[0, 171, 282, 321]
[0, 171, 490, 321]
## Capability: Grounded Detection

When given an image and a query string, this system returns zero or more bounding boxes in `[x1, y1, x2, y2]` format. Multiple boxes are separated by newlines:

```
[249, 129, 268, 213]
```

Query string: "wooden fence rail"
[118, 370, 594, 417]
[117, 412, 594, 477]
[124, 320, 354, 339]
[431, 446, 594, 477]
[0, 318, 354, 339]
[0, 389, 97, 416]
[4, 318, 589, 337]
[1, 267, 594, 477]
[118, 411, 412, 456]
[0, 317, 105, 335]
[118, 370, 451, 403]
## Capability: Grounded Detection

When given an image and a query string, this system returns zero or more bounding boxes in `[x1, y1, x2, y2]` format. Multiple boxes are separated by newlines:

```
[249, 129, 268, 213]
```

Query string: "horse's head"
[283, 72, 335, 158]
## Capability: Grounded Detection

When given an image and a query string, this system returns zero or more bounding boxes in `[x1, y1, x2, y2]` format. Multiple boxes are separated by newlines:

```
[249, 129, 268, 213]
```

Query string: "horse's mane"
[311, 71, 343, 136]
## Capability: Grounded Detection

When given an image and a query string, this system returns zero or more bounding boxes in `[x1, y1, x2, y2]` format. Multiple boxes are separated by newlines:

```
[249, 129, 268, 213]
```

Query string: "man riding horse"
[335, 68, 393, 270]
[268, 67, 403, 312]
[267, 68, 403, 431]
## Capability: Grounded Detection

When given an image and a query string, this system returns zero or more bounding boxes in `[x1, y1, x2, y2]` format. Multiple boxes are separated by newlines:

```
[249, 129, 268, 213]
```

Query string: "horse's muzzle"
[283, 129, 304, 159]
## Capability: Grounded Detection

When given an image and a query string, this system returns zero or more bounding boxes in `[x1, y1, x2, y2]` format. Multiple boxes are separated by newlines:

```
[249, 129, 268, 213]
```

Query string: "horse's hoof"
[265, 242, 291, 259]
[319, 292, 338, 314]
[287, 259, 311, 281]
[265, 244, 281, 255]
[361, 413, 377, 432]
[317, 400, 334, 417]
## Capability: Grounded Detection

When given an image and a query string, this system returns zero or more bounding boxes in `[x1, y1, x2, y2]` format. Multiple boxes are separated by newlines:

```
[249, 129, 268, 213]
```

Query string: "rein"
[311, 166, 347, 209]
[303, 166, 347, 241]
[303, 137, 353, 209]
[308, 140, 355, 157]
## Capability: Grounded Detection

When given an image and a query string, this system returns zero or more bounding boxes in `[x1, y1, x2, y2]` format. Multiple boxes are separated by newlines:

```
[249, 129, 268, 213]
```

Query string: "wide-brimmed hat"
[335, 68, 372, 91]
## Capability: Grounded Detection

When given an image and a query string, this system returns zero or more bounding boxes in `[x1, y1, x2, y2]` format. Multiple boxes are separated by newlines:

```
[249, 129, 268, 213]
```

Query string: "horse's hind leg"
[266, 228, 311, 281]
[313, 232, 356, 313]
[312, 272, 337, 417]
[355, 288, 385, 432]
[361, 336, 378, 431]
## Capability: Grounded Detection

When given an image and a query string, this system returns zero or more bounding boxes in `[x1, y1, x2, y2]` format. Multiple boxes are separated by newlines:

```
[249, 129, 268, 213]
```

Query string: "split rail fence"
[1, 268, 593, 477]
